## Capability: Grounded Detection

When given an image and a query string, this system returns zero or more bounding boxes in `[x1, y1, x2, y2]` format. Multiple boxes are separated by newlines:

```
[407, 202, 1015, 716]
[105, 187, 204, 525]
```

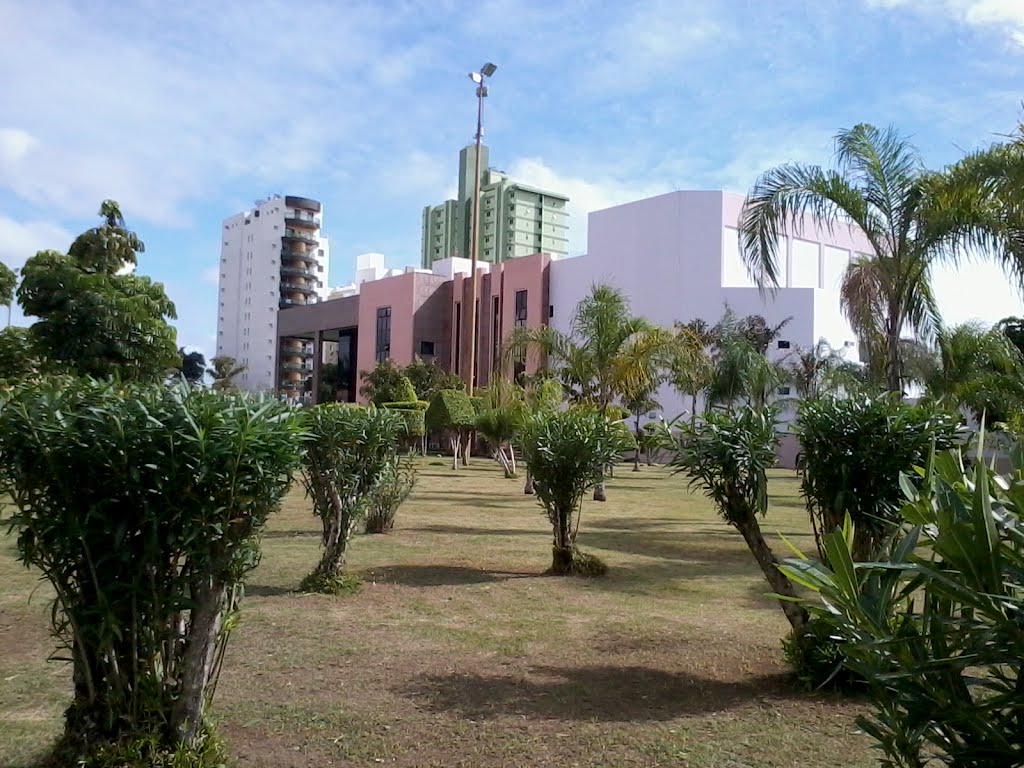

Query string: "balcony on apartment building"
[280, 281, 317, 295]
[282, 229, 319, 246]
[280, 247, 318, 264]
[282, 340, 314, 357]
[280, 265, 320, 281]
[279, 296, 314, 309]
[284, 211, 321, 229]
[280, 361, 312, 373]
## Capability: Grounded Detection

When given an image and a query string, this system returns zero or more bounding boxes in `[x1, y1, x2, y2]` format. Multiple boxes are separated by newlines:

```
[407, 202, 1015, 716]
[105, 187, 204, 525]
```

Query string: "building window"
[419, 340, 435, 357]
[491, 295, 500, 372]
[777, 340, 791, 350]
[777, 386, 792, 396]
[514, 290, 528, 327]
[454, 302, 462, 375]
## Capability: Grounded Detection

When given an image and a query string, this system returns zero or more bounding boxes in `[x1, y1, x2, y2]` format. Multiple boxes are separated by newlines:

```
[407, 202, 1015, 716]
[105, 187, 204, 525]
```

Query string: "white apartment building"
[216, 195, 331, 394]
[549, 190, 871, 428]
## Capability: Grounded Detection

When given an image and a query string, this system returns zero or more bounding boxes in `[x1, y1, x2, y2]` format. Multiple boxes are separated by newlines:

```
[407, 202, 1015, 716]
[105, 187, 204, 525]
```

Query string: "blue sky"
[1, 0, 1022, 358]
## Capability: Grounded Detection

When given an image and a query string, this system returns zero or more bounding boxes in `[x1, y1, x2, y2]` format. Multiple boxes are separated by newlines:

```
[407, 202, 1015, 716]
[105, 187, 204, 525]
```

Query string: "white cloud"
[201, 267, 220, 285]
[0, 128, 37, 164]
[0, 216, 73, 269]
[506, 158, 668, 256]
[865, 0, 1024, 47]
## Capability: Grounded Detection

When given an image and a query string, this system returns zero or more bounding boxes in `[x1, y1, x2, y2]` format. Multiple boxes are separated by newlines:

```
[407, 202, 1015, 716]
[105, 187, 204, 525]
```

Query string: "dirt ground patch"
[0, 462, 874, 767]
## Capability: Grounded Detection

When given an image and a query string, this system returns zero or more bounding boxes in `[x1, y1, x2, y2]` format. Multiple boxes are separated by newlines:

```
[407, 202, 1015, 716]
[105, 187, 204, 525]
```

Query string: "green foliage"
[425, 389, 476, 432]
[0, 326, 38, 381]
[795, 395, 960, 561]
[381, 400, 429, 410]
[49, 724, 227, 768]
[780, 434, 1024, 767]
[670, 406, 809, 634]
[0, 260, 16, 307]
[404, 356, 463, 400]
[781, 618, 861, 691]
[521, 410, 632, 575]
[299, 405, 403, 589]
[298, 572, 362, 596]
[381, 401, 428, 440]
[359, 360, 408, 405]
[365, 456, 417, 533]
[17, 202, 178, 382]
[0, 378, 301, 755]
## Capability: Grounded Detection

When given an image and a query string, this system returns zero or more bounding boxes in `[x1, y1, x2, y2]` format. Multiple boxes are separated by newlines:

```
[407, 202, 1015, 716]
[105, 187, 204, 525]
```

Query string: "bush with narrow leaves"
[0, 378, 301, 765]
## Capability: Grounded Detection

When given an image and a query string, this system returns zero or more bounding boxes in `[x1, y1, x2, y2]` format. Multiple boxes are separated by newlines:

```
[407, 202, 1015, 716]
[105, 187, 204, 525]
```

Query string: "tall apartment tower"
[421, 144, 570, 268]
[216, 195, 330, 394]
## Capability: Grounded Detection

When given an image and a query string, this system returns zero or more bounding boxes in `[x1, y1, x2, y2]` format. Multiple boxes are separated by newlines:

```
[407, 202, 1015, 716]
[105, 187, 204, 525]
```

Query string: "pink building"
[277, 253, 552, 404]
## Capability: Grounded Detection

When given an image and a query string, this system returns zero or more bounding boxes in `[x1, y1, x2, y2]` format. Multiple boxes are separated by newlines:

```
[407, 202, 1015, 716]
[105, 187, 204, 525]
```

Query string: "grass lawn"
[0, 460, 876, 768]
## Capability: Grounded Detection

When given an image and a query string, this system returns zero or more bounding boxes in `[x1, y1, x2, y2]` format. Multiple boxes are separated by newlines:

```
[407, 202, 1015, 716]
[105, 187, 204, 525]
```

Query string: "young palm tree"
[923, 321, 1024, 425]
[208, 356, 246, 390]
[503, 284, 675, 499]
[739, 123, 1024, 394]
[671, 320, 715, 425]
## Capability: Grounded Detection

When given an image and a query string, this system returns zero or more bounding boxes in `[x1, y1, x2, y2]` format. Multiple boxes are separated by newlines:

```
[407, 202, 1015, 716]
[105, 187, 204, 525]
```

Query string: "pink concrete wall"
[356, 272, 415, 403]
[498, 252, 551, 377]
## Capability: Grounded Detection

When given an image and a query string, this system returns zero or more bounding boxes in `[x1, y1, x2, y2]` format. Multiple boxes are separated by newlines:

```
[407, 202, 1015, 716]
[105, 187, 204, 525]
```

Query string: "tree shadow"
[262, 529, 320, 539]
[363, 564, 542, 587]
[401, 664, 797, 722]
[406, 523, 541, 537]
[244, 583, 295, 597]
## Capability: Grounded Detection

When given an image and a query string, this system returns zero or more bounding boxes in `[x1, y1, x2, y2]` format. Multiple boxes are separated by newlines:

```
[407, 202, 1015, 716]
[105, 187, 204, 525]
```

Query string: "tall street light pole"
[465, 62, 496, 395]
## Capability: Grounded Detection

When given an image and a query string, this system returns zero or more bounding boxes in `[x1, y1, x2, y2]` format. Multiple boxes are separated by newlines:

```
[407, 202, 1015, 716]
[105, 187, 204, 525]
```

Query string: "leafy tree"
[520, 378, 563, 494]
[359, 360, 408, 405]
[475, 381, 526, 478]
[0, 326, 38, 381]
[781, 434, 1024, 767]
[622, 387, 660, 471]
[299, 405, 403, 593]
[208, 356, 245, 390]
[0, 261, 16, 308]
[795, 395, 960, 561]
[404, 356, 464, 400]
[175, 347, 206, 385]
[670, 320, 715, 425]
[17, 202, 178, 381]
[706, 334, 784, 410]
[922, 321, 1024, 425]
[670, 405, 809, 635]
[425, 389, 476, 469]
[739, 123, 1024, 394]
[520, 410, 633, 575]
[504, 284, 675, 498]
[998, 315, 1024, 359]
[784, 339, 851, 400]
[0, 378, 301, 762]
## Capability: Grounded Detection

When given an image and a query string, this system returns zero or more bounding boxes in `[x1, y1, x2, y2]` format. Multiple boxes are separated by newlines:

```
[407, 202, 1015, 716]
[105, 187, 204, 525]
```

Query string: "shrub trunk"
[733, 514, 808, 635]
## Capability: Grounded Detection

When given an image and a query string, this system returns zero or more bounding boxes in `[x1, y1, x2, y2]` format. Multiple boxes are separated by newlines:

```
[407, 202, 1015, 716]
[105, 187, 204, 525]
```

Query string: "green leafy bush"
[299, 404, 403, 592]
[521, 410, 632, 575]
[359, 360, 407, 405]
[365, 456, 417, 533]
[0, 378, 301, 763]
[670, 406, 809, 635]
[382, 401, 428, 441]
[781, 433, 1024, 767]
[381, 400, 429, 410]
[426, 389, 476, 468]
[795, 395, 960, 560]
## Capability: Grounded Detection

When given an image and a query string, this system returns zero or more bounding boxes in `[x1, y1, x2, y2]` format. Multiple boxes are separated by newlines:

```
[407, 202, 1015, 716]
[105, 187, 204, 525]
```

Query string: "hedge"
[425, 389, 476, 432]
[381, 400, 429, 411]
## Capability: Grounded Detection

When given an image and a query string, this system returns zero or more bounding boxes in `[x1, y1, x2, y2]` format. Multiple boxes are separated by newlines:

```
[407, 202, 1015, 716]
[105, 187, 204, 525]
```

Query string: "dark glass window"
[514, 290, 528, 327]
[419, 341, 435, 357]
[375, 307, 391, 363]
[491, 296, 500, 372]
[454, 302, 462, 375]
[777, 340, 791, 349]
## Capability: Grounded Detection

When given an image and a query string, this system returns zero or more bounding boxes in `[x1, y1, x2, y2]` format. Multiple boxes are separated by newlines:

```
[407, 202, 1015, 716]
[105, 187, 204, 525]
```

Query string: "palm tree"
[785, 339, 851, 400]
[208, 356, 246, 390]
[671, 319, 715, 425]
[503, 284, 676, 499]
[922, 321, 1024, 425]
[739, 123, 1024, 394]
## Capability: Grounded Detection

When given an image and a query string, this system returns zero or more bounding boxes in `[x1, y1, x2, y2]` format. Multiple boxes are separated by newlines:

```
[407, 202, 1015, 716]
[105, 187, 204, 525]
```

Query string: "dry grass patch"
[0, 461, 875, 767]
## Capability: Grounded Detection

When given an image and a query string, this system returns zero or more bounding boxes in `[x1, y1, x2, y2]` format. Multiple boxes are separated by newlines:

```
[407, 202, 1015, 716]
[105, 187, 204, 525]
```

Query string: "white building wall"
[216, 195, 330, 394]
[548, 190, 872, 424]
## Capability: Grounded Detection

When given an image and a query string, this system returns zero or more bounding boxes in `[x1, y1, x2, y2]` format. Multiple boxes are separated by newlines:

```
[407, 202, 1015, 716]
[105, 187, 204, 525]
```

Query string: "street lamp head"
[468, 71, 483, 84]
[480, 62, 497, 77]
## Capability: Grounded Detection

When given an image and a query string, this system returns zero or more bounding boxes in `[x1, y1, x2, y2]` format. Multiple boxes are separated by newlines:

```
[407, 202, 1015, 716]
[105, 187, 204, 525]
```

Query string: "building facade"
[421, 145, 570, 268]
[216, 195, 331, 394]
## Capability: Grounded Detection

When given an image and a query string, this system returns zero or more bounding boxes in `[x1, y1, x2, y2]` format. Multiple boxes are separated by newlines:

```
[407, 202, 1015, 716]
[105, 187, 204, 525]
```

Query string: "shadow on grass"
[406, 523, 541, 537]
[364, 564, 542, 587]
[262, 529, 320, 539]
[401, 664, 796, 722]
[244, 584, 295, 597]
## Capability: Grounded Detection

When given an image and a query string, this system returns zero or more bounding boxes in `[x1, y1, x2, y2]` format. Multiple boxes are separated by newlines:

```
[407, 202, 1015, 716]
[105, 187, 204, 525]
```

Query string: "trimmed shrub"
[365, 456, 417, 533]
[521, 410, 632, 575]
[381, 400, 429, 410]
[795, 395, 960, 561]
[426, 389, 476, 468]
[382, 400, 428, 440]
[395, 375, 418, 404]
[0, 378, 302, 763]
[299, 404, 403, 592]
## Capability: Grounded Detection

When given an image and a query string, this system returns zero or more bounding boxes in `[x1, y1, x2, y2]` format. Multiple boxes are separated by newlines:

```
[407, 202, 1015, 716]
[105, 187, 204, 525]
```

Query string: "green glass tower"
[421, 145, 570, 268]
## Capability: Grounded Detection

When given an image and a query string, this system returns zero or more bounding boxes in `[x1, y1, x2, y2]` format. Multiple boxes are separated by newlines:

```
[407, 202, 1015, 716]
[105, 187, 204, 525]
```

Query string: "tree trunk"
[171, 579, 227, 747]
[733, 516, 809, 635]
[593, 482, 607, 502]
[508, 443, 516, 476]
[524, 472, 535, 495]
[886, 318, 902, 396]
[550, 508, 574, 574]
[450, 435, 460, 470]
[691, 394, 698, 427]
[462, 430, 473, 465]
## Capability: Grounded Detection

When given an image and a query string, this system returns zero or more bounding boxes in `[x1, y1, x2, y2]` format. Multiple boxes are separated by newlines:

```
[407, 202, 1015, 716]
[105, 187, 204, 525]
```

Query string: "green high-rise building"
[421, 144, 570, 268]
